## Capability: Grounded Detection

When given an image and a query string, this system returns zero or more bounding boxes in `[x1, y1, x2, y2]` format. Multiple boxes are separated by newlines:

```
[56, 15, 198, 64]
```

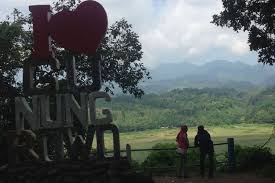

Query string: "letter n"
[15, 96, 40, 130]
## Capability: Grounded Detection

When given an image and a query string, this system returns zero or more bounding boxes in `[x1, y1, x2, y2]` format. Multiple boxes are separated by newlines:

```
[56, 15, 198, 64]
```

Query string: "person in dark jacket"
[194, 125, 214, 178]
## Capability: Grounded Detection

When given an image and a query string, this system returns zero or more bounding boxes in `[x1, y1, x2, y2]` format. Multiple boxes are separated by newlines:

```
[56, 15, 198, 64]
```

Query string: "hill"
[142, 60, 275, 93]
[98, 86, 275, 132]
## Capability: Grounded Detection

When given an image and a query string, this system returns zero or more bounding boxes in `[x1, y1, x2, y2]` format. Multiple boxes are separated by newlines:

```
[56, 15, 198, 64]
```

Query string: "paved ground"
[153, 173, 274, 183]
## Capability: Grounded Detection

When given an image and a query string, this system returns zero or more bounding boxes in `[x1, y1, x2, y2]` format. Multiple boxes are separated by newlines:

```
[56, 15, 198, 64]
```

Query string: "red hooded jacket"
[176, 130, 189, 150]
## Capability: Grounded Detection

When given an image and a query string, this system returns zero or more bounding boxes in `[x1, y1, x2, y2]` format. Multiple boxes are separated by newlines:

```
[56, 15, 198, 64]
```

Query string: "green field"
[104, 124, 275, 162]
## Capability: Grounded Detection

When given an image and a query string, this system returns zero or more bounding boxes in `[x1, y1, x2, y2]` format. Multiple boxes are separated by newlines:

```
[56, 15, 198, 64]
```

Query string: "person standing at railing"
[194, 125, 214, 178]
[176, 125, 189, 178]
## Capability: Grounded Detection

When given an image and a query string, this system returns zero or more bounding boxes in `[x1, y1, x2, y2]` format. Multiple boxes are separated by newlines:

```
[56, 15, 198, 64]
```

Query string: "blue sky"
[0, 0, 258, 68]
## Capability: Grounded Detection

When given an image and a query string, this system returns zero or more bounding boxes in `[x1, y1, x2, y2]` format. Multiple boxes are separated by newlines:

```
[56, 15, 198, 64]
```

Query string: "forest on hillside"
[97, 86, 275, 132]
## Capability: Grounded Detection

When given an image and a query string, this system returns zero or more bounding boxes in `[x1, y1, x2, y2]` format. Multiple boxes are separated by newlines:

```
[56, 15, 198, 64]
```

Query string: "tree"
[0, 0, 150, 97]
[212, 0, 275, 65]
[76, 18, 149, 97]
[0, 9, 29, 86]
[0, 10, 27, 132]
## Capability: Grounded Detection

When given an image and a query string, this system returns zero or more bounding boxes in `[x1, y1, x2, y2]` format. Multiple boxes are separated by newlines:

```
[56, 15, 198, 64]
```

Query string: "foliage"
[0, 9, 29, 85]
[141, 143, 200, 168]
[212, 0, 275, 65]
[96, 87, 275, 132]
[217, 144, 273, 178]
[142, 143, 178, 168]
[0, 125, 8, 166]
[246, 85, 275, 123]
[130, 160, 143, 170]
[140, 142, 273, 176]
[77, 18, 149, 97]
[257, 164, 275, 180]
[223, 144, 273, 171]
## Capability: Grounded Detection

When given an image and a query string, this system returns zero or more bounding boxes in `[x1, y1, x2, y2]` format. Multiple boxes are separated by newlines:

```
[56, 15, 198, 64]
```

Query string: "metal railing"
[105, 138, 236, 173]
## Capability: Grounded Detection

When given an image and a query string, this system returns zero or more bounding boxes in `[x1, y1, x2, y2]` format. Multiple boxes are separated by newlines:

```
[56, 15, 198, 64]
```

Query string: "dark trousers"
[200, 151, 214, 177]
[178, 153, 187, 177]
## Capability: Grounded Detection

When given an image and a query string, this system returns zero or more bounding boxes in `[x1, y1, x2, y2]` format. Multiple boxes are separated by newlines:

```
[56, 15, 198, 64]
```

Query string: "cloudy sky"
[0, 0, 258, 68]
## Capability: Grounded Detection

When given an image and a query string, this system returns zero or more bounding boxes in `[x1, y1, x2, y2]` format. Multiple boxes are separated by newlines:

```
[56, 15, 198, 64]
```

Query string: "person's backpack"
[208, 139, 214, 153]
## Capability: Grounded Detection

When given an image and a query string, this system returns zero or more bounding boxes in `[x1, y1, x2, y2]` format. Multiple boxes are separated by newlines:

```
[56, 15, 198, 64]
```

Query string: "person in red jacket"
[176, 125, 189, 178]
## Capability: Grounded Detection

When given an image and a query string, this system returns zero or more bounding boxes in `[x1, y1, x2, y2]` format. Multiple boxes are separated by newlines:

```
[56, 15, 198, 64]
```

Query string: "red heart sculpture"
[49, 0, 107, 55]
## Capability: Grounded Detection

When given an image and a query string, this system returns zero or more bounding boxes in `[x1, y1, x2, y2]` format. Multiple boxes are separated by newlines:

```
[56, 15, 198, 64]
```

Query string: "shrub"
[130, 160, 142, 170]
[257, 165, 275, 180]
[142, 143, 177, 168]
[228, 145, 272, 171]
[141, 143, 201, 168]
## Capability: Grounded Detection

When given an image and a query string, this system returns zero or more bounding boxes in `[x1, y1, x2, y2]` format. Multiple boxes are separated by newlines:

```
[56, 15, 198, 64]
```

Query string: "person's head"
[181, 125, 188, 132]
[197, 125, 204, 133]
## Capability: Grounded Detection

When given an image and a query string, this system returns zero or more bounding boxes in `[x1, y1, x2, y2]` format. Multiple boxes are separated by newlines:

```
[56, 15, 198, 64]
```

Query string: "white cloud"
[231, 40, 249, 55]
[0, 10, 6, 21]
[0, 0, 257, 68]
[137, 0, 255, 67]
[214, 31, 250, 55]
[187, 47, 198, 55]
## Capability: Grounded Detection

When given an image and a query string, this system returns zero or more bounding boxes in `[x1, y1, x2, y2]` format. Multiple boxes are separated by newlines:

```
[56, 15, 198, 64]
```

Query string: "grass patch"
[104, 124, 275, 162]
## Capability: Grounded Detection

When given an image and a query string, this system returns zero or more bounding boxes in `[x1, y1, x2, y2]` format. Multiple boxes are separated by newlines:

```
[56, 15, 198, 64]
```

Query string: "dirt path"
[153, 173, 274, 183]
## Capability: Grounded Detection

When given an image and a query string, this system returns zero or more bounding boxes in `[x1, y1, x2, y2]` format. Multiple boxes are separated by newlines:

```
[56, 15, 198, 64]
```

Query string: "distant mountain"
[149, 62, 198, 80]
[141, 60, 275, 93]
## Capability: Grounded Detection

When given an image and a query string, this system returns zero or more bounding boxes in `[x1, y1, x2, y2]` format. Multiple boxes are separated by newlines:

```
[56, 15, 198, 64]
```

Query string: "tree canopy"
[212, 0, 275, 65]
[0, 0, 150, 97]
[0, 9, 28, 86]
[96, 87, 275, 132]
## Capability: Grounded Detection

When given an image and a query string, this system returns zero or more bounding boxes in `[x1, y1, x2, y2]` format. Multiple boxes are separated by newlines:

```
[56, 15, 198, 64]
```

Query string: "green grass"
[103, 124, 275, 162]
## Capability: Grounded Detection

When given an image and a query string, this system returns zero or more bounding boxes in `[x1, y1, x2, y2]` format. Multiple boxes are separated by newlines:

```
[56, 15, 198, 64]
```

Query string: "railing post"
[227, 138, 235, 172]
[126, 144, 132, 162]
